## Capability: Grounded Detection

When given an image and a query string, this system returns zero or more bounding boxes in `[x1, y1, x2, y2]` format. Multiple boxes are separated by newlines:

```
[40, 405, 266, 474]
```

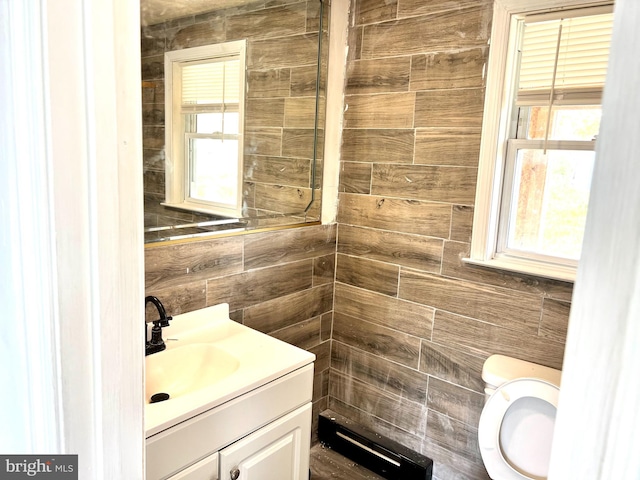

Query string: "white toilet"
[478, 354, 562, 480]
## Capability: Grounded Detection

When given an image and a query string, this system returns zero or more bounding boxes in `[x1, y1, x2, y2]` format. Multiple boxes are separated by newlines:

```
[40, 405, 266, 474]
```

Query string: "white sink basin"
[145, 344, 240, 404]
[145, 303, 315, 437]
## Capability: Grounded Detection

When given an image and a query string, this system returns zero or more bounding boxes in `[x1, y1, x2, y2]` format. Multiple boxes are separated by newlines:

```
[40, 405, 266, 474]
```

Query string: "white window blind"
[181, 58, 240, 112]
[516, 8, 613, 105]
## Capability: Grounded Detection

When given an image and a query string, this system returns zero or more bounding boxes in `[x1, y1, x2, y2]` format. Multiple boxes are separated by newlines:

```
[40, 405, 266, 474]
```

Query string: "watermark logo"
[0, 455, 77, 479]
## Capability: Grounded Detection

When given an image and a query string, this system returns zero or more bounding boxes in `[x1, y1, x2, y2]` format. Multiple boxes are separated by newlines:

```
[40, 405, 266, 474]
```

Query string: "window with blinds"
[516, 8, 614, 106]
[164, 40, 246, 218]
[181, 58, 241, 113]
[467, 1, 614, 282]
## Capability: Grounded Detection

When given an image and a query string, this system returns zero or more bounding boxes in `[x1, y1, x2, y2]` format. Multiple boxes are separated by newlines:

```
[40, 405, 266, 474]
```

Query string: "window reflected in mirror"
[141, 0, 328, 244]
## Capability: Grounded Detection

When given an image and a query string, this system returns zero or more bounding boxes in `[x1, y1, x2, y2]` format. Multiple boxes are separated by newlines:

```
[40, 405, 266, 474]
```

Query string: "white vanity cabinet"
[146, 363, 314, 480]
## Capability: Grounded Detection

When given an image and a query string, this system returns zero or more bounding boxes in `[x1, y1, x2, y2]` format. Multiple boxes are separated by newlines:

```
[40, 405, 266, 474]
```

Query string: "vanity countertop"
[144, 303, 315, 437]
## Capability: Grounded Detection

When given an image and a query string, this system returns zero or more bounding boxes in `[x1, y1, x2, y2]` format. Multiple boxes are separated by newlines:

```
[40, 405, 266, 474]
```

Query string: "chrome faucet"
[145, 296, 172, 356]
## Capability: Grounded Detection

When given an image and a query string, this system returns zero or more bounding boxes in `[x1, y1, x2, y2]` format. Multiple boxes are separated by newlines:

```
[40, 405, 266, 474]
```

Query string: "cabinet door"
[218, 403, 311, 480]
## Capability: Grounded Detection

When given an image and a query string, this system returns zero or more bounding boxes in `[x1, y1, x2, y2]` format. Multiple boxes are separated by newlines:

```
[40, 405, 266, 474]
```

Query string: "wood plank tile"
[427, 376, 484, 427]
[539, 298, 571, 343]
[312, 368, 329, 402]
[245, 98, 285, 127]
[414, 88, 485, 128]
[144, 281, 207, 319]
[399, 269, 543, 334]
[143, 127, 165, 154]
[334, 282, 433, 339]
[332, 311, 421, 368]
[165, 14, 197, 29]
[398, 0, 492, 18]
[290, 65, 325, 97]
[141, 34, 165, 58]
[142, 103, 164, 125]
[313, 254, 335, 286]
[332, 341, 429, 404]
[142, 79, 164, 105]
[346, 57, 410, 95]
[284, 96, 324, 128]
[441, 240, 575, 302]
[339, 162, 372, 194]
[427, 410, 482, 463]
[305, 0, 329, 34]
[141, 55, 164, 81]
[451, 206, 474, 242]
[320, 312, 332, 341]
[356, 0, 397, 25]
[330, 370, 428, 437]
[244, 127, 282, 156]
[337, 193, 452, 238]
[372, 164, 478, 205]
[247, 68, 291, 98]
[243, 283, 333, 333]
[225, 3, 307, 40]
[244, 223, 336, 269]
[341, 128, 414, 164]
[143, 148, 165, 171]
[343, 93, 415, 129]
[145, 236, 243, 290]
[282, 128, 324, 159]
[361, 6, 491, 58]
[414, 128, 481, 167]
[244, 155, 312, 187]
[410, 47, 488, 90]
[248, 33, 319, 69]
[253, 182, 313, 212]
[419, 340, 486, 393]
[310, 340, 330, 372]
[335, 254, 399, 297]
[421, 440, 490, 480]
[432, 310, 566, 369]
[337, 224, 443, 274]
[270, 316, 322, 350]
[168, 19, 226, 50]
[143, 170, 164, 196]
[206, 259, 313, 310]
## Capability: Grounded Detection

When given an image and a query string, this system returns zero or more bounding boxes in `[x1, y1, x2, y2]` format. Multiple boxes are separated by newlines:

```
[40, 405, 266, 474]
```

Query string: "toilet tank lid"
[482, 354, 562, 388]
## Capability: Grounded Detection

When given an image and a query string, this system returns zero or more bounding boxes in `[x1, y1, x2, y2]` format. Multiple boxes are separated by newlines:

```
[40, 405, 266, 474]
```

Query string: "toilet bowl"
[478, 355, 561, 480]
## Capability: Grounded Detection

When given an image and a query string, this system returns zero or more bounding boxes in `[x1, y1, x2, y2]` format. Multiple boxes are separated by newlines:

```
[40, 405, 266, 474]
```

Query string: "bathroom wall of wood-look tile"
[332, 1, 575, 479]
[144, 223, 336, 441]
[141, 0, 326, 225]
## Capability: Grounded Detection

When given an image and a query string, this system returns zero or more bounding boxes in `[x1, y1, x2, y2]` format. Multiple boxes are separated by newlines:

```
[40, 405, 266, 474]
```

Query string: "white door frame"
[0, 0, 144, 477]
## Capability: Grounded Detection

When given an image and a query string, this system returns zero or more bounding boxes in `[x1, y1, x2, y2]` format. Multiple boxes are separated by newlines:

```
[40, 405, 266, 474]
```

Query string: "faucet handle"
[157, 315, 172, 328]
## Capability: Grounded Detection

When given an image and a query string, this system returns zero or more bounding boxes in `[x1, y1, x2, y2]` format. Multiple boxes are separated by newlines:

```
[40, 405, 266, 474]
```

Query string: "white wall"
[549, 0, 640, 477]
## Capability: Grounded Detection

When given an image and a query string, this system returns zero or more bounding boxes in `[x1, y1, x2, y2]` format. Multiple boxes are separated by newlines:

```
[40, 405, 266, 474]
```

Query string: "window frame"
[466, 0, 612, 282]
[163, 40, 247, 218]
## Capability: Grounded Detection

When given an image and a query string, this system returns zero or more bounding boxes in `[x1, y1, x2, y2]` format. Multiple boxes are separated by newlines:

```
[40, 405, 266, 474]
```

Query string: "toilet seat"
[478, 378, 559, 480]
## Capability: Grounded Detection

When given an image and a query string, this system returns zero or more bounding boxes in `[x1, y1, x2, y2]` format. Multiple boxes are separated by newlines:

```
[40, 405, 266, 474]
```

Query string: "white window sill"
[462, 256, 576, 283]
[161, 201, 241, 219]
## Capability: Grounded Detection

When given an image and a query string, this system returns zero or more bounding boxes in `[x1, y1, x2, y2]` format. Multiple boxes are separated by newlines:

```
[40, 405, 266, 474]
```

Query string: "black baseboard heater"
[318, 410, 433, 480]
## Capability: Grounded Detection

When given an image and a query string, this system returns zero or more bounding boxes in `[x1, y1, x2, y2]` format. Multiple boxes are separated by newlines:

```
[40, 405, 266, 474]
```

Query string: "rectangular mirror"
[141, 0, 328, 244]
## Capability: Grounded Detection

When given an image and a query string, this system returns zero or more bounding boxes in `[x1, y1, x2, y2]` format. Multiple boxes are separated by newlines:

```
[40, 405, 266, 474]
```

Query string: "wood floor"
[309, 444, 386, 480]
